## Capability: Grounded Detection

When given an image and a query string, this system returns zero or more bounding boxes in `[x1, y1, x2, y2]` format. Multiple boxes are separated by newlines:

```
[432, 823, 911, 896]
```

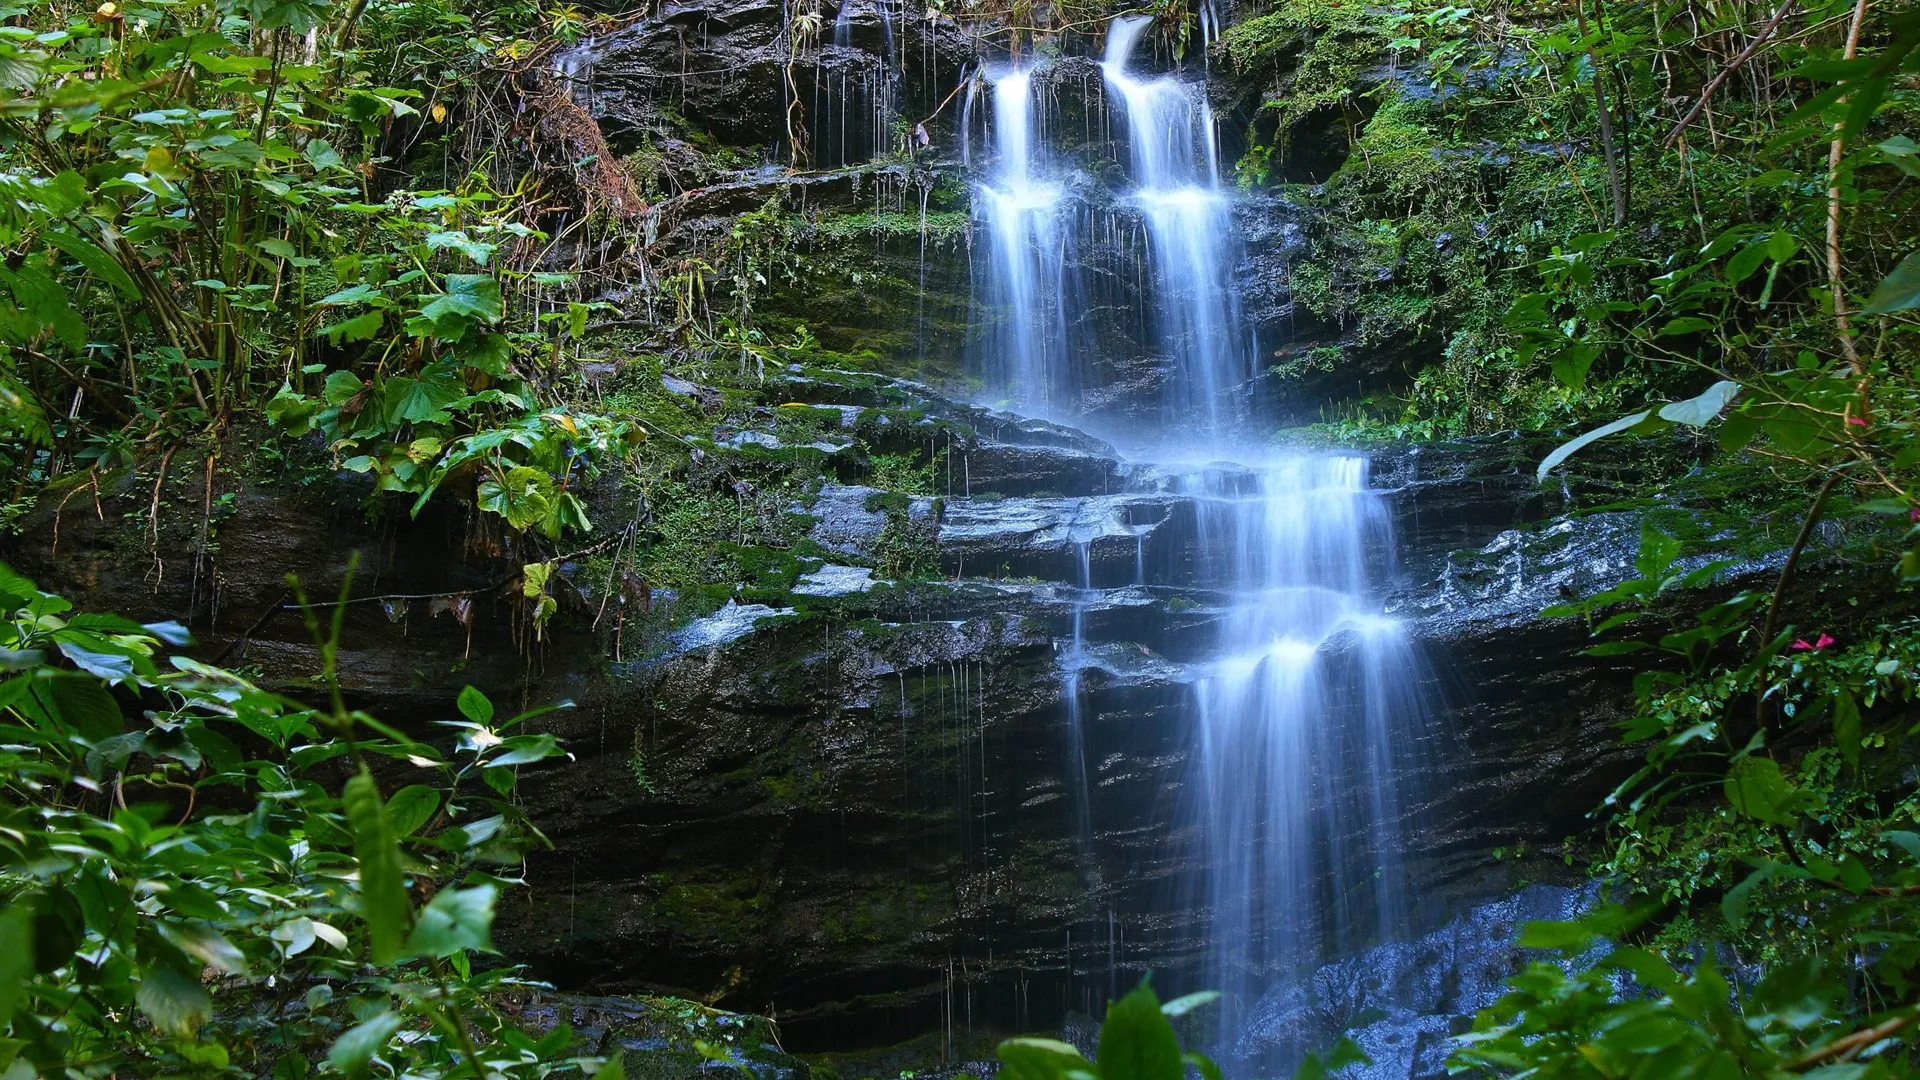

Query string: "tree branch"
[1664, 1, 1797, 147]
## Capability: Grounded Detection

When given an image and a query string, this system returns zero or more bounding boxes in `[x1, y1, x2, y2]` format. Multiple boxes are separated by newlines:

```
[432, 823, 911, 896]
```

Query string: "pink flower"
[1792, 634, 1836, 651]
[1910, 507, 1919, 524]
[1847, 415, 1868, 427]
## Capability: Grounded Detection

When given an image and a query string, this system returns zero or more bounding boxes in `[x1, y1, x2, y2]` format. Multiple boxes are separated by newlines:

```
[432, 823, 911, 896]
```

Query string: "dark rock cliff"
[0, 390, 1693, 1059]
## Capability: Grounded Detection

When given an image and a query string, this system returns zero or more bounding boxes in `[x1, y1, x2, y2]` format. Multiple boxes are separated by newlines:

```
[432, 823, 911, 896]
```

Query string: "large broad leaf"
[458, 684, 493, 725]
[0, 905, 31, 1025]
[342, 767, 411, 964]
[135, 967, 212, 1036]
[1657, 380, 1741, 427]
[998, 1039, 1091, 1080]
[329, 1010, 404, 1080]
[1293, 1037, 1372, 1080]
[42, 230, 139, 301]
[323, 370, 366, 406]
[420, 274, 502, 326]
[1635, 524, 1683, 581]
[385, 784, 440, 836]
[321, 311, 386, 345]
[157, 921, 249, 974]
[44, 675, 123, 741]
[1537, 410, 1652, 483]
[1098, 981, 1182, 1080]
[1159, 991, 1220, 1018]
[1864, 251, 1920, 314]
[426, 230, 497, 266]
[403, 883, 497, 959]
[1725, 756, 1799, 825]
[383, 365, 464, 425]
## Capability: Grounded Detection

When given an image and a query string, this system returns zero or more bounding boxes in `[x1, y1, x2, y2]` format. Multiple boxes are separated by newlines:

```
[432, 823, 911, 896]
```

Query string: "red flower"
[1847, 415, 1869, 427]
[1792, 634, 1836, 651]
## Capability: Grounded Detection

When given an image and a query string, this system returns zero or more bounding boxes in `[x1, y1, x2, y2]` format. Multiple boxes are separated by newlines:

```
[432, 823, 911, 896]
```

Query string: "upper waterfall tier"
[965, 18, 1254, 431]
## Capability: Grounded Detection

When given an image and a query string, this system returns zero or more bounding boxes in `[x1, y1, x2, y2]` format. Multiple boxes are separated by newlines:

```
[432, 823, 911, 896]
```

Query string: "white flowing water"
[968, 18, 1431, 1069]
[1177, 458, 1425, 1063]
[1101, 16, 1249, 427]
[965, 67, 1072, 413]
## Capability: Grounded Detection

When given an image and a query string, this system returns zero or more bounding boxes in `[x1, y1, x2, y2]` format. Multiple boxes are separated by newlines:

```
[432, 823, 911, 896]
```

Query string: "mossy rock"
[515, 991, 809, 1080]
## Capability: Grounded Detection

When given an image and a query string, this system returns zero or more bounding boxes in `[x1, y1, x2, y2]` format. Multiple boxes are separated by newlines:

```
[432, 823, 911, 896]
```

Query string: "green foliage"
[1413, 509, 1920, 1078]
[996, 980, 1235, 1080]
[0, 0, 639, 540]
[0, 561, 584, 1080]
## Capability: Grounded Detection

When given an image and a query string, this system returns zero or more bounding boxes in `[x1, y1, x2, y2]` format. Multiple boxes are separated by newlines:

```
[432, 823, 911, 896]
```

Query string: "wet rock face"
[0, 412, 1691, 1062]
[1231, 884, 1601, 1080]
[514, 991, 812, 1080]
[573, 0, 974, 159]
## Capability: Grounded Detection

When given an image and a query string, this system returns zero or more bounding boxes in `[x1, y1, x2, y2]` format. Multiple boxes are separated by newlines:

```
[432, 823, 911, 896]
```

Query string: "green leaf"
[329, 1011, 404, 1080]
[1884, 831, 1920, 863]
[342, 767, 411, 964]
[1832, 689, 1860, 767]
[403, 883, 496, 959]
[1726, 242, 1769, 284]
[42, 229, 139, 300]
[135, 967, 212, 1036]
[46, 675, 123, 741]
[590, 1054, 626, 1080]
[1516, 918, 1597, 951]
[385, 784, 440, 836]
[305, 138, 345, 170]
[1725, 756, 1799, 825]
[1537, 410, 1652, 483]
[0, 905, 31, 1025]
[458, 685, 493, 724]
[1864, 251, 1920, 314]
[1550, 343, 1599, 392]
[1097, 980, 1182, 1080]
[1635, 525, 1683, 581]
[458, 331, 513, 376]
[1294, 1037, 1371, 1080]
[1657, 381, 1741, 427]
[484, 733, 562, 768]
[158, 922, 249, 974]
[426, 230, 497, 266]
[321, 311, 385, 345]
[1160, 991, 1220, 1018]
[323, 370, 365, 405]
[998, 1039, 1091, 1080]
[420, 274, 502, 325]
[384, 365, 464, 425]
[317, 283, 381, 307]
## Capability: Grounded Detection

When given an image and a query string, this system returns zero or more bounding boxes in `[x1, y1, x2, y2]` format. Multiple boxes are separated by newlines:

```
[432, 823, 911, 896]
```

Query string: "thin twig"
[1828, 0, 1870, 376]
[1664, 0, 1797, 146]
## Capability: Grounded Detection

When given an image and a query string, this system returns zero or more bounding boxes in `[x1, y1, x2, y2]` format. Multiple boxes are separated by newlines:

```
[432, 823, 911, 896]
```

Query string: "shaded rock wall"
[0, 415, 1651, 1058]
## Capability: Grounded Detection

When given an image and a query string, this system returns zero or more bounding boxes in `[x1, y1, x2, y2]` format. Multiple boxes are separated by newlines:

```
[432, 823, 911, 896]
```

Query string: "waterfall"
[1178, 458, 1426, 1069]
[1101, 16, 1249, 427]
[968, 67, 1074, 413]
[963, 16, 1433, 1073]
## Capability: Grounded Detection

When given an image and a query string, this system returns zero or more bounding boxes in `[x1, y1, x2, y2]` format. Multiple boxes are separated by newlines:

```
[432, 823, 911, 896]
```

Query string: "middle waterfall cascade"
[1178, 458, 1428, 1066]
[964, 17, 1433, 1071]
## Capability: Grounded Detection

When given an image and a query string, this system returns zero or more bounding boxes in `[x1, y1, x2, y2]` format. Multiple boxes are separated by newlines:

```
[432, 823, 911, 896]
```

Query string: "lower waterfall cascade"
[967, 18, 1438, 1072]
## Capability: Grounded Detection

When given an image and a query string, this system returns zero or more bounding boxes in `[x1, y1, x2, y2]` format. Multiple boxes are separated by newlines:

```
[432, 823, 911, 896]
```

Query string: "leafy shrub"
[0, 561, 592, 1080]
